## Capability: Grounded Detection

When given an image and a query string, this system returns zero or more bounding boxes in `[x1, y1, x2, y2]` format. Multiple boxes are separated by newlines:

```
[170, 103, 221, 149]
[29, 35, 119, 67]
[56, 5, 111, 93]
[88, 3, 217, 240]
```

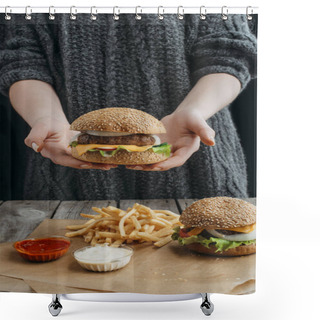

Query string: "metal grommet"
[25, 6, 32, 20]
[113, 6, 120, 20]
[177, 6, 184, 20]
[221, 6, 228, 21]
[246, 6, 253, 21]
[135, 6, 142, 20]
[70, 6, 77, 20]
[158, 6, 164, 20]
[49, 6, 55, 20]
[200, 6, 207, 20]
[5, 6, 12, 21]
[90, 6, 97, 21]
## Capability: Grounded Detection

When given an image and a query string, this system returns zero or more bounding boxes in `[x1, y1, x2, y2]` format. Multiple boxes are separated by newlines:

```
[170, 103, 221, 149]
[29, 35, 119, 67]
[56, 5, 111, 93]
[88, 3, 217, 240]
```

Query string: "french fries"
[65, 203, 181, 248]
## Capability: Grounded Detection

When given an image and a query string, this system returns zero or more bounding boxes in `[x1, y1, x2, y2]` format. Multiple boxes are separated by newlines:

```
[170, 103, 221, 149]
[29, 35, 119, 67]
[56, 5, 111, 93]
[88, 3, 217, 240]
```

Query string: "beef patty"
[78, 133, 156, 146]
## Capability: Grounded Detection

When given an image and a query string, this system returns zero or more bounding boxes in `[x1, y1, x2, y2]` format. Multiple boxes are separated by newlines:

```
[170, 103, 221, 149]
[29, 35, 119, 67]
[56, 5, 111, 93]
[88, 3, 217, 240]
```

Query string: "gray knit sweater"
[0, 14, 257, 200]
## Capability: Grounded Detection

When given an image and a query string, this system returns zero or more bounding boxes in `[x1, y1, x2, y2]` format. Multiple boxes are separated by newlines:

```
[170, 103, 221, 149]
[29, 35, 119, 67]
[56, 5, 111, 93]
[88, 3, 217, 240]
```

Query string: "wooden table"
[0, 198, 256, 294]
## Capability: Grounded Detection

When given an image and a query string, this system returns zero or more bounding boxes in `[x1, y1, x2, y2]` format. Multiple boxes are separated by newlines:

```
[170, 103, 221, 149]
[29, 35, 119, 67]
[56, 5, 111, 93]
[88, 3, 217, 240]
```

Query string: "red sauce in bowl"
[14, 237, 70, 262]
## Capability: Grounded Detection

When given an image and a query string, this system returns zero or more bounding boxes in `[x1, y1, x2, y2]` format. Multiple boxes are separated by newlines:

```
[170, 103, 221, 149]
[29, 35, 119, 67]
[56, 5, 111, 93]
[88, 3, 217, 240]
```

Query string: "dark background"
[0, 16, 257, 200]
[230, 78, 257, 197]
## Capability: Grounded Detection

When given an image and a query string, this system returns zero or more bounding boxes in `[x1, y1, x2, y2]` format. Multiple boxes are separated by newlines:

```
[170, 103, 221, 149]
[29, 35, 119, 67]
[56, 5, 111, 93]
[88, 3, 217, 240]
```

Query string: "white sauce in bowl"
[73, 245, 133, 272]
[75, 245, 131, 263]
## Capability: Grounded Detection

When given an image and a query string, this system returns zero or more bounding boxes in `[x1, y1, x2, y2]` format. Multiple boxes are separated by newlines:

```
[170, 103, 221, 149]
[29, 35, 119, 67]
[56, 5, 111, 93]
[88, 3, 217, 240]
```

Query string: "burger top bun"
[70, 107, 166, 134]
[180, 197, 256, 229]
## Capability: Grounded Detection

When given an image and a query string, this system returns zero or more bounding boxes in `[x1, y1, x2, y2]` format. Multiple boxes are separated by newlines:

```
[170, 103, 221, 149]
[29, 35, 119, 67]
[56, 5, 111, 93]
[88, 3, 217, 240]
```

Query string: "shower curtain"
[0, 7, 257, 296]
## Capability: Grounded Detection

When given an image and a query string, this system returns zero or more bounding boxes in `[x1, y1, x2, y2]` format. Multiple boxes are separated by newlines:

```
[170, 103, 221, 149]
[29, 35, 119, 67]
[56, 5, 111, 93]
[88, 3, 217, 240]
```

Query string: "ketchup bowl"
[13, 236, 71, 262]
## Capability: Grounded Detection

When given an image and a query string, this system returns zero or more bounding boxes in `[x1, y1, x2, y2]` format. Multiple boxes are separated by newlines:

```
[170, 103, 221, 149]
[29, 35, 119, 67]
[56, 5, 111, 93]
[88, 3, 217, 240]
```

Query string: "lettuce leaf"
[70, 140, 171, 158]
[151, 143, 171, 158]
[171, 229, 256, 253]
[69, 141, 78, 147]
[98, 150, 113, 157]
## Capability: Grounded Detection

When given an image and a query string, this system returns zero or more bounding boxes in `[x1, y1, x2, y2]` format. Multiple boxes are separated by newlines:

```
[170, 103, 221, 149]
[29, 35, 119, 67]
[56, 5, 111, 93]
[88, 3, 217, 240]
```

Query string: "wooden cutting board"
[0, 219, 255, 294]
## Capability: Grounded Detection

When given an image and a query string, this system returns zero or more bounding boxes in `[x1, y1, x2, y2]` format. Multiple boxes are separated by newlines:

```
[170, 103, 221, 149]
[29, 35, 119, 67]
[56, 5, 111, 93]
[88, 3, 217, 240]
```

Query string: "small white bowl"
[73, 245, 133, 272]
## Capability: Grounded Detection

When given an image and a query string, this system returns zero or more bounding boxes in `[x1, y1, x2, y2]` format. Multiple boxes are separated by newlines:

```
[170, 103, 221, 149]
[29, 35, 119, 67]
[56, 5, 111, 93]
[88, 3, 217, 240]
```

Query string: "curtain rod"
[0, 6, 259, 15]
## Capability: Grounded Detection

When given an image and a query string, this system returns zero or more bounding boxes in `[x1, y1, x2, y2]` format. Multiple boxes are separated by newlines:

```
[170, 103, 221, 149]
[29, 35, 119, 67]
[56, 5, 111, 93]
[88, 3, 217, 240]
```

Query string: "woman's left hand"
[126, 73, 242, 172]
[126, 110, 215, 171]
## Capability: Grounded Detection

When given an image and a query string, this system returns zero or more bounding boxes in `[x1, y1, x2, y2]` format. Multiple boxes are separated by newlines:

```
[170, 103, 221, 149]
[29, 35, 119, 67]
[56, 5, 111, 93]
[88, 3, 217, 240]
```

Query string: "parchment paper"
[0, 219, 255, 294]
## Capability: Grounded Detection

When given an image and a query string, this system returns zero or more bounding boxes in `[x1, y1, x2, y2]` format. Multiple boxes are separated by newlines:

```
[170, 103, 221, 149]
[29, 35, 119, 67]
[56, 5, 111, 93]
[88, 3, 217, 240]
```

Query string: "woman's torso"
[22, 14, 249, 200]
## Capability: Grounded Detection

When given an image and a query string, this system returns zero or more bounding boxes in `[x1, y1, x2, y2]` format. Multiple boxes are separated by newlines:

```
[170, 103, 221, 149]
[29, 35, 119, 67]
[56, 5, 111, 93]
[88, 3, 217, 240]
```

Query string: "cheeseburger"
[172, 197, 256, 256]
[69, 108, 171, 165]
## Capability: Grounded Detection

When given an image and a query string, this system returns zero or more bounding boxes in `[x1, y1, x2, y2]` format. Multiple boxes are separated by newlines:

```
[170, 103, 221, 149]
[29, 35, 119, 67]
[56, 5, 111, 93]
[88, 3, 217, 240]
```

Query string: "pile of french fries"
[65, 203, 182, 248]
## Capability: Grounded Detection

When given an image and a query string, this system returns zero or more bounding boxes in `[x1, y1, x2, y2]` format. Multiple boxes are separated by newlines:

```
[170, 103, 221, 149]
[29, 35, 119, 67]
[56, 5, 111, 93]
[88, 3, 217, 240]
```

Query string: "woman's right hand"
[24, 116, 117, 170]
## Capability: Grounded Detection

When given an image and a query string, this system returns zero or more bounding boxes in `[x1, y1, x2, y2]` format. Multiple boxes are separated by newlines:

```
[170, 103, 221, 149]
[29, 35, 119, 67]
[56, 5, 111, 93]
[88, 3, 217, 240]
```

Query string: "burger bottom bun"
[71, 147, 169, 165]
[186, 243, 256, 257]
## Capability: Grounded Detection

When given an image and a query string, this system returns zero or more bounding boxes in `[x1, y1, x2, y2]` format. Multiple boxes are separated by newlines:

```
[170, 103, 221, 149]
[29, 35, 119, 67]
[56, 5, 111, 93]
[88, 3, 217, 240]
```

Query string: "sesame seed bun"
[70, 108, 166, 134]
[186, 243, 256, 257]
[180, 197, 256, 229]
[71, 147, 168, 165]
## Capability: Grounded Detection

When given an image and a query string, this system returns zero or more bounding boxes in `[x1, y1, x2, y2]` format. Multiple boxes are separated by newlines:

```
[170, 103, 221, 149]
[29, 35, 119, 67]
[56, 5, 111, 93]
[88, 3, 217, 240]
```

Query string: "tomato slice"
[179, 227, 204, 238]
[179, 228, 190, 238]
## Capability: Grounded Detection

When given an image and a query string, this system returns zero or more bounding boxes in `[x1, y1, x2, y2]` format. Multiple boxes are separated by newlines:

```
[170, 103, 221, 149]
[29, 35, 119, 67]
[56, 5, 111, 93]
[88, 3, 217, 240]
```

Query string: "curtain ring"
[246, 6, 253, 21]
[90, 6, 97, 21]
[5, 6, 12, 21]
[200, 6, 207, 20]
[49, 6, 55, 20]
[113, 6, 120, 20]
[177, 6, 184, 20]
[70, 6, 77, 20]
[135, 6, 142, 20]
[158, 6, 164, 20]
[221, 6, 228, 21]
[25, 6, 32, 20]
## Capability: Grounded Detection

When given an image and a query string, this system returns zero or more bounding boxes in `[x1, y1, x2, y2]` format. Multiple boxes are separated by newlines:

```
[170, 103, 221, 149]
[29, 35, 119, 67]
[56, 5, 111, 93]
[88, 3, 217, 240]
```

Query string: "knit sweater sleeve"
[189, 14, 257, 89]
[0, 19, 53, 97]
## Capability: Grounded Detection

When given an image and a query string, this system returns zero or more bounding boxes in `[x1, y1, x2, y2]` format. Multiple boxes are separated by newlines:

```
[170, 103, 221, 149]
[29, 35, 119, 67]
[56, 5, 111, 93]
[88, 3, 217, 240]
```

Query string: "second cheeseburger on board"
[172, 197, 256, 256]
[69, 108, 171, 165]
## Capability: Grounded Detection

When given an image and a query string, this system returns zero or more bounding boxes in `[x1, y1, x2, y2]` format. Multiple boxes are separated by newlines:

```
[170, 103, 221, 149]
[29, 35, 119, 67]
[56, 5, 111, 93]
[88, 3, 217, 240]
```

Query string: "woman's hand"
[24, 116, 117, 170]
[126, 110, 215, 171]
[126, 73, 241, 171]
[10, 80, 117, 170]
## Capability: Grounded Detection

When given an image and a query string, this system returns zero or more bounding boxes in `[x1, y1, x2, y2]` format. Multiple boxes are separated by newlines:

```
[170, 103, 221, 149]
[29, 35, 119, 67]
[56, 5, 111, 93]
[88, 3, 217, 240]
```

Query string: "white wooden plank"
[0, 200, 60, 242]
[244, 198, 256, 205]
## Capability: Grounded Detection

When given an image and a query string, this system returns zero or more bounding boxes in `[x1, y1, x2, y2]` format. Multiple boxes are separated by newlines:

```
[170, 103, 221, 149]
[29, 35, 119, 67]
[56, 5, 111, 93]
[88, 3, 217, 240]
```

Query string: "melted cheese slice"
[187, 223, 256, 236]
[220, 223, 256, 233]
[188, 227, 204, 236]
[75, 144, 153, 156]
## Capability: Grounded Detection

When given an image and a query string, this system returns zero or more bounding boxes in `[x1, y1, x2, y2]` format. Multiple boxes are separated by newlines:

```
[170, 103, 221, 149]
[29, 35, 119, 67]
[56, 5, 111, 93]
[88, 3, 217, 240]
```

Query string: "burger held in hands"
[69, 108, 171, 165]
[172, 197, 256, 256]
